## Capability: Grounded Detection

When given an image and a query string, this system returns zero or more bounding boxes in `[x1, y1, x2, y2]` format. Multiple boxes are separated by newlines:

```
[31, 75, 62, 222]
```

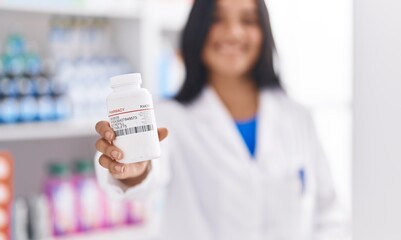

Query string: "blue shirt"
[235, 116, 257, 157]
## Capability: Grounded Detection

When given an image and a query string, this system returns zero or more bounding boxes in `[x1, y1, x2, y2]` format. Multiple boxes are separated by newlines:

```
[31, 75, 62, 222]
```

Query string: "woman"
[95, 0, 349, 239]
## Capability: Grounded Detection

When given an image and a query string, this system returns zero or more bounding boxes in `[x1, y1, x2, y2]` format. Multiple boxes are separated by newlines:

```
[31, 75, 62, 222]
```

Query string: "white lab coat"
[95, 87, 349, 240]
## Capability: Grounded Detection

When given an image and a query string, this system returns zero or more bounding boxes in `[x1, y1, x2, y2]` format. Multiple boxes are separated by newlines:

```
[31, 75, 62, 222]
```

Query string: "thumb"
[157, 128, 168, 142]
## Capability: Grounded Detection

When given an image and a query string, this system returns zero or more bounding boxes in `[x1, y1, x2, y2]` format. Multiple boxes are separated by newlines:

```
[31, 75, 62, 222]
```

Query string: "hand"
[95, 121, 168, 182]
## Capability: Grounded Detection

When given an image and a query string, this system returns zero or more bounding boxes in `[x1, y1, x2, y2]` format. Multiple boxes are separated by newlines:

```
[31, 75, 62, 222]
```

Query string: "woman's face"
[202, 0, 263, 79]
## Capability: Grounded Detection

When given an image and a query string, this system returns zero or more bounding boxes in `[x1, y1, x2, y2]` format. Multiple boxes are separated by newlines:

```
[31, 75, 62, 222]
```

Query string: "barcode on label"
[114, 124, 154, 137]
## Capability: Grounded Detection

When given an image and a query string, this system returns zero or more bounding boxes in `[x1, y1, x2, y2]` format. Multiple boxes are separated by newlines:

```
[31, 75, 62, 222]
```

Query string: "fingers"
[95, 121, 115, 141]
[96, 122, 163, 181]
[158, 128, 168, 142]
[98, 154, 125, 175]
[112, 161, 150, 180]
[95, 138, 123, 160]
[99, 154, 150, 180]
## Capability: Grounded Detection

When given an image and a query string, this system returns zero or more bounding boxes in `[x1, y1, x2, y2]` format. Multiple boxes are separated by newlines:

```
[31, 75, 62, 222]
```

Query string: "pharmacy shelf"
[0, 0, 142, 19]
[0, 1, 192, 29]
[0, 119, 99, 142]
[154, 2, 192, 31]
[47, 226, 150, 240]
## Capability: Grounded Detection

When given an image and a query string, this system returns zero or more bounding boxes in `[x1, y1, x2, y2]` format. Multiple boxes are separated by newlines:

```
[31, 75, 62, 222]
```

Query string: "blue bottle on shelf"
[24, 53, 42, 77]
[19, 96, 38, 122]
[33, 77, 52, 96]
[0, 77, 18, 97]
[54, 96, 71, 120]
[16, 77, 35, 96]
[0, 97, 19, 124]
[0, 56, 4, 77]
[37, 96, 56, 121]
[5, 34, 25, 56]
[3, 55, 25, 77]
[50, 79, 68, 96]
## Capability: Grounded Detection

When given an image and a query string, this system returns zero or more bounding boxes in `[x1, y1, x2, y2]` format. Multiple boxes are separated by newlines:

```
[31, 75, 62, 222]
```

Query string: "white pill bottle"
[107, 73, 160, 163]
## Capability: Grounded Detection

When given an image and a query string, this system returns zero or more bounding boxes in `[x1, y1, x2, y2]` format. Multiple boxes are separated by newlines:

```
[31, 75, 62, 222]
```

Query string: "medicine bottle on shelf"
[107, 73, 161, 163]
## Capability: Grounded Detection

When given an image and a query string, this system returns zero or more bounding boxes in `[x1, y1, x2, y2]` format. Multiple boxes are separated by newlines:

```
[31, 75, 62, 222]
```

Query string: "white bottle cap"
[110, 73, 142, 87]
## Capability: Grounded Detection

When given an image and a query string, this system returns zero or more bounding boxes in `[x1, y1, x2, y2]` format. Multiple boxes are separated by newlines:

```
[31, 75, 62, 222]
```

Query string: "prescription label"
[108, 102, 156, 137]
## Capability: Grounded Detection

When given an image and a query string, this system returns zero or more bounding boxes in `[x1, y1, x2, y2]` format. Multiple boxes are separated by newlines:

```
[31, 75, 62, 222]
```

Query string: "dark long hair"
[174, 0, 282, 104]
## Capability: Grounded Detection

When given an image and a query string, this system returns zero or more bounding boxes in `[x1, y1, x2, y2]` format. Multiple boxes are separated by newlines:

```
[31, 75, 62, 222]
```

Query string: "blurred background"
[0, 0, 400, 239]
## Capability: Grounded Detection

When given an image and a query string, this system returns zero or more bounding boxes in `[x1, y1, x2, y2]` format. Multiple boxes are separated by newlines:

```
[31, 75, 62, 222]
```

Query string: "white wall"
[353, 0, 401, 239]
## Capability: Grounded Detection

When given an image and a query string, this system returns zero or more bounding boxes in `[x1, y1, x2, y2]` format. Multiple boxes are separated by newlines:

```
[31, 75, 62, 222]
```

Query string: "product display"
[49, 17, 132, 119]
[0, 34, 71, 124]
[28, 194, 51, 239]
[44, 162, 77, 236]
[0, 17, 133, 124]
[9, 159, 146, 239]
[11, 198, 29, 240]
[0, 152, 13, 240]
[1, 1, 191, 238]
[72, 159, 105, 231]
[107, 73, 161, 163]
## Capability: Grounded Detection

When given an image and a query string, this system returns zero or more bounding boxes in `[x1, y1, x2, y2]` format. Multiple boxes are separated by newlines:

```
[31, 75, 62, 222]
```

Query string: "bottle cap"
[110, 73, 142, 87]
[73, 159, 94, 174]
[47, 162, 70, 177]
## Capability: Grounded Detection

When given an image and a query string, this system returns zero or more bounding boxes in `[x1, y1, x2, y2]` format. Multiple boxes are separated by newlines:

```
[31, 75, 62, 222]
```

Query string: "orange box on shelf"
[0, 152, 13, 240]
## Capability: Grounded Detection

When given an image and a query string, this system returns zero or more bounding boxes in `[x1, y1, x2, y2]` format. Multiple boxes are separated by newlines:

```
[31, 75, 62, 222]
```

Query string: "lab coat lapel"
[256, 89, 281, 167]
[256, 89, 294, 172]
[191, 86, 253, 163]
[188, 87, 290, 169]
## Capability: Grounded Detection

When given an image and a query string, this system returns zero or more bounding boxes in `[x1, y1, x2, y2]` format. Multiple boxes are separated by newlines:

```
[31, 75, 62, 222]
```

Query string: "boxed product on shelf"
[0, 152, 13, 240]
[11, 159, 147, 239]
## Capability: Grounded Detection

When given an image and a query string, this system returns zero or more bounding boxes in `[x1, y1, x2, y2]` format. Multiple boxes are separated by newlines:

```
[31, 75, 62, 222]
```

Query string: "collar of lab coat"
[187, 85, 284, 164]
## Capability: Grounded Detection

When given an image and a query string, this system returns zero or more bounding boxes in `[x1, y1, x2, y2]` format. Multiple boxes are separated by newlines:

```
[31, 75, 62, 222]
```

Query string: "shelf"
[46, 226, 150, 240]
[0, 1, 192, 30]
[0, 0, 142, 19]
[154, 2, 192, 31]
[0, 119, 99, 142]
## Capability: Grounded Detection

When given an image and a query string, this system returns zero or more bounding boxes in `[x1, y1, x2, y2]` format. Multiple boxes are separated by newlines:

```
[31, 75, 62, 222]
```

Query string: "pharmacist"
[94, 0, 349, 239]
